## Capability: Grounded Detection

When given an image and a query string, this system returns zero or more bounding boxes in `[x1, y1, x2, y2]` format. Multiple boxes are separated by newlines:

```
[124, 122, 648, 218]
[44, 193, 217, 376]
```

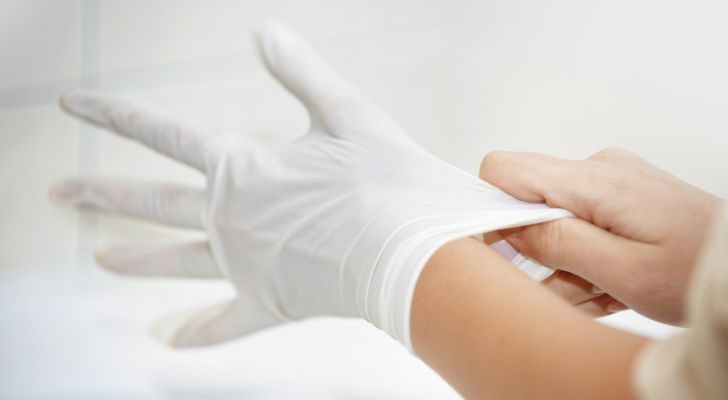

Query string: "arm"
[412, 237, 648, 400]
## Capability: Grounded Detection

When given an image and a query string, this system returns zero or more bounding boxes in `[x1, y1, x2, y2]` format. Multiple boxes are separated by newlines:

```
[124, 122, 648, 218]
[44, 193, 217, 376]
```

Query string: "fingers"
[60, 89, 226, 171]
[151, 298, 279, 348]
[49, 178, 204, 229]
[575, 294, 628, 317]
[480, 151, 624, 224]
[254, 20, 393, 137]
[480, 151, 562, 204]
[541, 269, 629, 318]
[96, 240, 221, 279]
[542, 270, 603, 305]
[502, 217, 655, 296]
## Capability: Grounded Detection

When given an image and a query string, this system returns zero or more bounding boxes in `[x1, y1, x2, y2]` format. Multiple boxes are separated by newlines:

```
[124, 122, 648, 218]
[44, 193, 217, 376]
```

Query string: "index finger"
[479, 151, 620, 226]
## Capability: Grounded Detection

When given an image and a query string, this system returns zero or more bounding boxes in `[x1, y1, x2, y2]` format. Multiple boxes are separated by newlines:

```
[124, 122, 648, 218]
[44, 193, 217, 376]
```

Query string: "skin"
[409, 148, 722, 398]
[479, 148, 723, 323]
[412, 237, 648, 400]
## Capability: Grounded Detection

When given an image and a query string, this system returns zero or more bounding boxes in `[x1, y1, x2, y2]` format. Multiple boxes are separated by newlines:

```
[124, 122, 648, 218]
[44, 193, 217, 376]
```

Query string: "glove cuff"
[354, 209, 571, 352]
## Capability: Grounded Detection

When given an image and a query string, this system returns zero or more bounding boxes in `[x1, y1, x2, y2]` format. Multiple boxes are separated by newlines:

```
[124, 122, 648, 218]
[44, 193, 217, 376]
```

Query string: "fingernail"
[607, 301, 629, 313]
[591, 286, 605, 294]
[48, 180, 82, 205]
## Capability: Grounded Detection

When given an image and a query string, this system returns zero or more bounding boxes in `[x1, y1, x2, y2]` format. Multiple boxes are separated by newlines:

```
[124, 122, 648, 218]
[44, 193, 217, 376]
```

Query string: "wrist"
[411, 236, 649, 399]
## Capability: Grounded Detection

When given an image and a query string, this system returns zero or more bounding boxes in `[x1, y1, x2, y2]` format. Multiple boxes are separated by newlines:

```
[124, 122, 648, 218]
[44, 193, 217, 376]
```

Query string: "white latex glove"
[50, 21, 571, 351]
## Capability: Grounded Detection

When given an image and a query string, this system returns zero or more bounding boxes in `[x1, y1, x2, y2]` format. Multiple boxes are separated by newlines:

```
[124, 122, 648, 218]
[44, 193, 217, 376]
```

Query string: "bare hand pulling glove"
[480, 148, 723, 324]
[50, 21, 571, 350]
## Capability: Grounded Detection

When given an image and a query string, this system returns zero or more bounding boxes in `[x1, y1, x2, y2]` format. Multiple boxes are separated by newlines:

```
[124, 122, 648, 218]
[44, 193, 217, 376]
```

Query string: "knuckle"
[589, 147, 633, 161]
[479, 151, 508, 180]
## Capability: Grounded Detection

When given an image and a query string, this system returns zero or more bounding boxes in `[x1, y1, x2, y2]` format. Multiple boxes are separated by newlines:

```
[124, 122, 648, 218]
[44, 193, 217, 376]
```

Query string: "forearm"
[411, 237, 649, 400]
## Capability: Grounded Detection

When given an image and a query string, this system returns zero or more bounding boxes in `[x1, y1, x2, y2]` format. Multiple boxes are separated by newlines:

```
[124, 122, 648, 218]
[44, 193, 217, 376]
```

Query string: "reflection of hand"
[480, 148, 723, 323]
[49, 21, 570, 350]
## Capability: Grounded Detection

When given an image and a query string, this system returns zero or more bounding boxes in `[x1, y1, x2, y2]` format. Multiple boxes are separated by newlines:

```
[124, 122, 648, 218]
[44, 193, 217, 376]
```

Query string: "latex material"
[52, 20, 572, 351]
[205, 132, 570, 349]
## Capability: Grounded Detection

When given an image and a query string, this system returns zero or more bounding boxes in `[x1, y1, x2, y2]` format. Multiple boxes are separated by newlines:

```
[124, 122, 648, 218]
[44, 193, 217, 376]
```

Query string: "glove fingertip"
[150, 301, 244, 349]
[59, 88, 96, 116]
[253, 18, 285, 40]
[150, 311, 196, 348]
[94, 246, 129, 274]
[252, 19, 288, 71]
[48, 179, 83, 206]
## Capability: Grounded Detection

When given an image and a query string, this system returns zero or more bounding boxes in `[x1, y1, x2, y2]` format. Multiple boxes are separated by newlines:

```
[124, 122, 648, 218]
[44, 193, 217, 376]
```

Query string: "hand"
[49, 21, 570, 349]
[480, 148, 723, 323]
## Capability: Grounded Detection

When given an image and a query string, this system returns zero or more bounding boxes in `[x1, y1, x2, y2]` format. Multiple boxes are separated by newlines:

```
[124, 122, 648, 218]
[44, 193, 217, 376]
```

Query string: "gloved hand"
[50, 21, 571, 351]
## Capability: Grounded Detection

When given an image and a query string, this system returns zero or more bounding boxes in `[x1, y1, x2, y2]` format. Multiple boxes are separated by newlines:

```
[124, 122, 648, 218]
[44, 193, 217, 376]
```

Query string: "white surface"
[1, 266, 454, 399]
[2, 0, 725, 398]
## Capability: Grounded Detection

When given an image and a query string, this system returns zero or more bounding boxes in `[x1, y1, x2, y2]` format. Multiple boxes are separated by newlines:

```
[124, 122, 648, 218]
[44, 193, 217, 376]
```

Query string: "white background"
[1, 1, 726, 398]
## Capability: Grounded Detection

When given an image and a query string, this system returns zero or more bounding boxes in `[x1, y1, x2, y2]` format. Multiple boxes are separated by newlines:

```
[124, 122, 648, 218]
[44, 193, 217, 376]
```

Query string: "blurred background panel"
[1, 0, 726, 398]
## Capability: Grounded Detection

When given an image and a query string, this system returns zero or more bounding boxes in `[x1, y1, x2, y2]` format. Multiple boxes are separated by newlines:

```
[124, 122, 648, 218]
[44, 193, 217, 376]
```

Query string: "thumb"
[502, 217, 654, 297]
[254, 20, 346, 115]
[151, 297, 279, 348]
[253, 20, 395, 139]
